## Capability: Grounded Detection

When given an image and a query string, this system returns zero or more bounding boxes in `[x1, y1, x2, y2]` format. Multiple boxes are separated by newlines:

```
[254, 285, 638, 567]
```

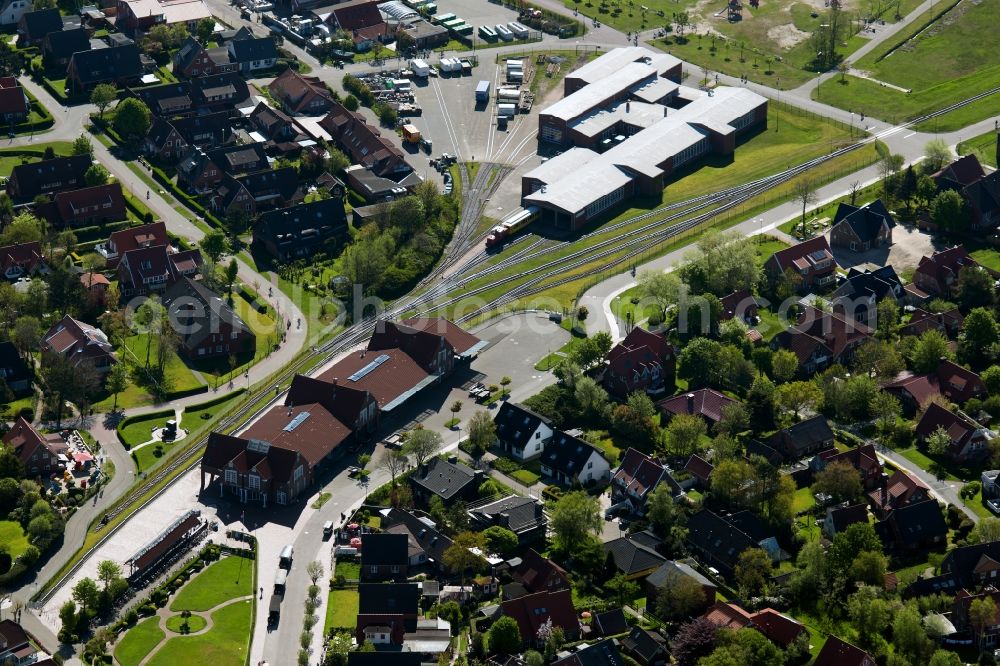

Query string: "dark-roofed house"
[356, 583, 420, 645]
[913, 246, 979, 297]
[657, 388, 737, 426]
[813, 636, 875, 666]
[206, 142, 269, 177]
[916, 402, 991, 462]
[611, 448, 672, 515]
[40, 315, 116, 373]
[117, 245, 202, 297]
[6, 154, 90, 200]
[603, 531, 667, 578]
[764, 235, 838, 292]
[769, 415, 834, 460]
[645, 559, 716, 614]
[172, 112, 234, 150]
[831, 265, 904, 327]
[228, 33, 278, 72]
[161, 277, 255, 359]
[0, 619, 37, 665]
[829, 199, 895, 250]
[3, 416, 67, 476]
[593, 609, 629, 637]
[812, 444, 884, 490]
[68, 44, 143, 92]
[98, 221, 169, 268]
[553, 639, 623, 666]
[176, 148, 221, 193]
[501, 589, 580, 645]
[42, 26, 90, 70]
[719, 288, 759, 323]
[935, 153, 987, 191]
[771, 306, 871, 375]
[409, 457, 480, 504]
[540, 431, 610, 487]
[209, 166, 303, 217]
[17, 8, 62, 45]
[869, 470, 929, 519]
[0, 77, 28, 123]
[320, 102, 411, 178]
[249, 101, 302, 146]
[512, 549, 570, 593]
[0, 241, 45, 280]
[876, 498, 948, 552]
[380, 508, 453, 568]
[602, 326, 674, 397]
[684, 454, 713, 488]
[253, 197, 349, 261]
[269, 68, 335, 115]
[620, 627, 669, 666]
[493, 401, 553, 461]
[191, 72, 251, 111]
[131, 82, 195, 117]
[361, 533, 410, 581]
[899, 307, 964, 338]
[685, 509, 762, 578]
[961, 169, 1000, 231]
[906, 540, 1000, 597]
[173, 37, 238, 78]
[0, 341, 31, 394]
[823, 503, 869, 538]
[37, 183, 127, 228]
[469, 495, 547, 545]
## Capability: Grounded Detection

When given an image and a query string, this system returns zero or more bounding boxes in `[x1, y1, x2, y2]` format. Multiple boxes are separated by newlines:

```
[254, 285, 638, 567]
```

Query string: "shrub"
[962, 481, 982, 499]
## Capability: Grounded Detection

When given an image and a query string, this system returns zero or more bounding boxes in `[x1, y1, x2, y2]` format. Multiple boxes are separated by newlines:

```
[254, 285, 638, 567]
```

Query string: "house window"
[391, 565, 399, 573]
[225, 468, 236, 484]
[249, 473, 260, 490]
[277, 491, 287, 504]
[294, 465, 304, 481]
[370, 565, 378, 573]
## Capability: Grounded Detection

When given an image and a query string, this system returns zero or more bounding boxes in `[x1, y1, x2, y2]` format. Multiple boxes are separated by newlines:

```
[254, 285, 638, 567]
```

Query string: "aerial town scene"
[0, 0, 998, 663]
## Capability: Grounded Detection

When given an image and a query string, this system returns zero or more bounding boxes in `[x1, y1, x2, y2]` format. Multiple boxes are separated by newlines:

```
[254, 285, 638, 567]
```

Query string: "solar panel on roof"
[348, 353, 390, 381]
[284, 411, 311, 432]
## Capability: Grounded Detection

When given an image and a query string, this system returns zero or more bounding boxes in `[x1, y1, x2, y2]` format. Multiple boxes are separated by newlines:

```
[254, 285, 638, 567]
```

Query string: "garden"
[113, 553, 255, 666]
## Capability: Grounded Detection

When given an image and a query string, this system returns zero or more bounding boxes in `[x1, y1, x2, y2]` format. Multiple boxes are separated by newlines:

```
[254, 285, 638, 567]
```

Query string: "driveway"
[827, 224, 945, 273]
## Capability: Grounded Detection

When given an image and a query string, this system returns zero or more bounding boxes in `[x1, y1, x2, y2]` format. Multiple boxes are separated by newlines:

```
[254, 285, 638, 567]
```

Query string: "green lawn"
[119, 409, 174, 449]
[123, 334, 206, 394]
[189, 296, 279, 380]
[325, 588, 360, 633]
[753, 236, 789, 268]
[335, 560, 361, 580]
[958, 130, 998, 168]
[147, 599, 252, 666]
[792, 486, 816, 514]
[165, 613, 207, 633]
[897, 447, 960, 482]
[170, 556, 254, 612]
[114, 617, 166, 666]
[182, 390, 246, 430]
[814, 0, 1000, 128]
[0, 521, 29, 562]
[0, 141, 75, 177]
[970, 248, 1000, 272]
[967, 490, 994, 521]
[511, 469, 541, 486]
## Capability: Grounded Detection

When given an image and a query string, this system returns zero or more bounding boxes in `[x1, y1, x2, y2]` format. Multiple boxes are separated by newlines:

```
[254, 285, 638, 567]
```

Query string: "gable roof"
[399, 318, 485, 357]
[469, 495, 545, 535]
[40, 315, 115, 367]
[686, 509, 757, 573]
[934, 154, 986, 189]
[0, 78, 27, 116]
[161, 277, 252, 350]
[501, 589, 578, 640]
[51, 182, 127, 224]
[602, 532, 666, 575]
[380, 508, 454, 564]
[361, 532, 409, 567]
[702, 601, 752, 630]
[409, 457, 477, 500]
[172, 111, 234, 146]
[9, 154, 91, 199]
[205, 142, 268, 174]
[2, 416, 67, 467]
[329, 0, 384, 30]
[657, 388, 737, 423]
[43, 26, 90, 60]
[813, 636, 875, 666]
[319, 102, 410, 177]
[0, 341, 30, 386]
[239, 404, 352, 465]
[358, 582, 420, 616]
[494, 401, 552, 453]
[191, 72, 251, 107]
[766, 235, 836, 274]
[613, 447, 667, 499]
[514, 549, 569, 592]
[646, 558, 715, 591]
[213, 166, 302, 210]
[19, 8, 62, 39]
[962, 170, 1000, 217]
[776, 306, 871, 363]
[229, 35, 278, 62]
[540, 431, 607, 478]
[684, 454, 713, 482]
[107, 222, 169, 261]
[826, 503, 869, 534]
[620, 627, 668, 663]
[0, 241, 44, 275]
[720, 288, 758, 320]
[832, 265, 903, 302]
[70, 44, 143, 85]
[880, 498, 947, 548]
[914, 245, 978, 289]
[770, 415, 834, 457]
[132, 82, 194, 116]
[750, 608, 806, 647]
[553, 639, 624, 666]
[283, 374, 371, 431]
[269, 69, 333, 112]
[593, 609, 629, 636]
[254, 196, 349, 247]
[831, 199, 895, 243]
[915, 402, 983, 452]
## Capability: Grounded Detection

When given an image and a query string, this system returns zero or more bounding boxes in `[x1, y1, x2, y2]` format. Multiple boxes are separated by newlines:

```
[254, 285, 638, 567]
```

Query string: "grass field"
[146, 600, 252, 666]
[170, 556, 254, 612]
[182, 391, 245, 430]
[898, 446, 959, 482]
[123, 334, 206, 394]
[0, 142, 74, 177]
[958, 130, 998, 169]
[119, 409, 173, 449]
[334, 560, 361, 580]
[114, 617, 166, 666]
[793, 486, 816, 514]
[165, 614, 207, 633]
[814, 0, 1000, 128]
[511, 469, 541, 486]
[0, 521, 29, 562]
[325, 588, 360, 633]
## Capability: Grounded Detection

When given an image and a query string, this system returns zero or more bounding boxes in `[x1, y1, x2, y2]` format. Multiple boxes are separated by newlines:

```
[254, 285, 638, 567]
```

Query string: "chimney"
[686, 393, 695, 414]
[625, 101, 630, 113]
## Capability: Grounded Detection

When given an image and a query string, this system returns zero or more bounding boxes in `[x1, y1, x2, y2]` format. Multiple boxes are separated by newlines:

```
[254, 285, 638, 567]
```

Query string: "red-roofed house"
[913, 246, 979, 297]
[685, 454, 713, 488]
[80, 271, 111, 308]
[325, 0, 388, 48]
[269, 69, 335, 115]
[763, 236, 837, 291]
[40, 314, 116, 373]
[885, 359, 986, 415]
[117, 245, 202, 297]
[701, 602, 752, 631]
[952, 587, 1000, 647]
[37, 182, 128, 227]
[500, 589, 580, 646]
[602, 327, 674, 397]
[512, 549, 570, 593]
[319, 102, 411, 178]
[898, 307, 964, 338]
[0, 77, 28, 123]
[98, 222, 169, 268]
[813, 636, 875, 666]
[748, 608, 807, 647]
[0, 241, 46, 279]
[611, 448, 672, 515]
[934, 154, 987, 191]
[915, 402, 991, 462]
[813, 444, 884, 490]
[657, 388, 737, 426]
[772, 306, 871, 374]
[2, 416, 67, 476]
[868, 470, 930, 519]
[719, 288, 759, 323]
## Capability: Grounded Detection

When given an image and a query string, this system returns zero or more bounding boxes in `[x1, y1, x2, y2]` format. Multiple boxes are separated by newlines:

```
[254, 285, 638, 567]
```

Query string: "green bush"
[491, 457, 521, 474]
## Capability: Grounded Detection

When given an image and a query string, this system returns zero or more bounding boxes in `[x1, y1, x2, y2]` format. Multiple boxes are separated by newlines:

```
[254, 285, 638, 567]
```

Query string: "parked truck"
[475, 80, 490, 102]
[409, 58, 430, 77]
[402, 124, 421, 143]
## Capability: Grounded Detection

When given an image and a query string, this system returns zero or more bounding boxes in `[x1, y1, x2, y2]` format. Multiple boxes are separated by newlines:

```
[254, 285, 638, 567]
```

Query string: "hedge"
[186, 387, 246, 412]
[237, 287, 268, 314]
[148, 163, 223, 229]
[117, 408, 174, 448]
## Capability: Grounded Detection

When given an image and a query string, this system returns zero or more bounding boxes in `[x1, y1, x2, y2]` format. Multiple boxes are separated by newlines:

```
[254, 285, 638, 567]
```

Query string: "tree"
[72, 577, 99, 616]
[711, 458, 752, 507]
[12, 316, 41, 357]
[201, 230, 229, 263]
[443, 531, 487, 581]
[830, 522, 882, 572]
[225, 259, 239, 299]
[912, 329, 952, 373]
[926, 425, 952, 456]
[930, 189, 966, 231]
[343, 94, 360, 111]
[924, 138, 953, 172]
[850, 549, 888, 586]
[58, 600, 77, 644]
[746, 373, 776, 432]
[970, 596, 997, 652]
[637, 270, 682, 317]
[872, 390, 901, 440]
[983, 365, 1000, 395]
[41, 351, 98, 427]
[605, 572, 640, 607]
[306, 560, 324, 585]
[655, 571, 709, 620]
[734, 548, 772, 599]
[701, 628, 785, 666]
[679, 232, 761, 296]
[893, 604, 933, 664]
[500, 376, 512, 397]
[851, 339, 904, 380]
[378, 450, 408, 486]
[770, 349, 799, 384]
[793, 177, 817, 238]
[646, 483, 677, 537]
[72, 135, 93, 156]
[83, 163, 110, 187]
[196, 17, 216, 42]
[488, 616, 522, 655]
[664, 414, 706, 457]
[957, 266, 997, 311]
[960, 307, 1000, 367]
[113, 97, 152, 140]
[550, 491, 601, 554]
[404, 428, 441, 468]
[678, 337, 721, 388]
[482, 526, 518, 555]
[0, 211, 44, 246]
[671, 617, 718, 666]
[466, 410, 496, 463]
[774, 381, 823, 419]
[715, 402, 750, 438]
[91, 84, 117, 119]
[928, 651, 962, 666]
[97, 560, 122, 591]
[848, 588, 891, 650]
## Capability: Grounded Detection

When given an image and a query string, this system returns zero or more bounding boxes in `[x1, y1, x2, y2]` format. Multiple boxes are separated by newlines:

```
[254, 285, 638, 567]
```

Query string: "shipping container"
[402, 124, 421, 143]
[435, 12, 456, 23]
[508, 21, 529, 38]
[478, 25, 497, 40]
[442, 17, 463, 27]
[409, 58, 430, 76]
[498, 103, 516, 117]
[497, 87, 520, 100]
[495, 24, 513, 40]
[475, 80, 491, 101]
[455, 24, 473, 36]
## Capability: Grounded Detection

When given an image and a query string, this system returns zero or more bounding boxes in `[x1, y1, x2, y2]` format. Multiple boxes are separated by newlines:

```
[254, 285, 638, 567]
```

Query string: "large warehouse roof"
[524, 162, 633, 216]
[567, 47, 681, 87]
[542, 61, 656, 122]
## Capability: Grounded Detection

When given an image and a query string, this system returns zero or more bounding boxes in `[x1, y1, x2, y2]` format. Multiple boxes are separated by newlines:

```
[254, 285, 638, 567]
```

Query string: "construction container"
[498, 103, 516, 117]
[476, 80, 491, 101]
[409, 58, 430, 76]
[497, 87, 520, 101]
[508, 21, 529, 38]
[402, 124, 421, 143]
[479, 25, 497, 40]
[495, 23, 513, 40]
